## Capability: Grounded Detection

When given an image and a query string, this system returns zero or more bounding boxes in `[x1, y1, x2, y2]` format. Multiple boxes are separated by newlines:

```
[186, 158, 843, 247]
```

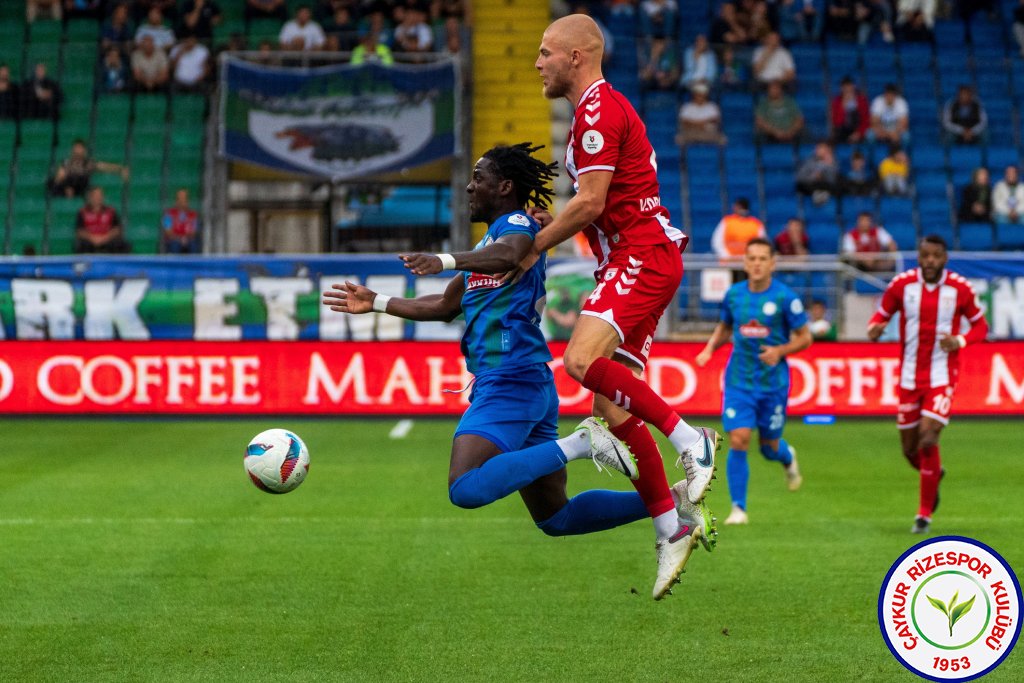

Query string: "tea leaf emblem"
[927, 590, 976, 637]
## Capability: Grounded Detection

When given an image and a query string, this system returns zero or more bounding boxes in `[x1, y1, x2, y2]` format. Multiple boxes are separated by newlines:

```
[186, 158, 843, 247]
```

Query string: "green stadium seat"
[96, 96, 131, 123]
[134, 94, 168, 120]
[66, 21, 100, 42]
[29, 21, 63, 44]
[17, 144, 54, 166]
[172, 94, 207, 119]
[24, 44, 61, 75]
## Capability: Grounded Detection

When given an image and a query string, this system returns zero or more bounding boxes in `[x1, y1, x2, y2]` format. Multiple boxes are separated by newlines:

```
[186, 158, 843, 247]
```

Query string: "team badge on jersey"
[581, 130, 604, 153]
[507, 213, 530, 227]
[762, 301, 778, 316]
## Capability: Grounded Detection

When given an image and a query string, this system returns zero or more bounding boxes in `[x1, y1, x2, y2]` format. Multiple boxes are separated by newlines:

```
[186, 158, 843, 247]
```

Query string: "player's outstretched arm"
[696, 322, 732, 367]
[533, 170, 612, 253]
[400, 233, 535, 276]
[322, 278, 464, 322]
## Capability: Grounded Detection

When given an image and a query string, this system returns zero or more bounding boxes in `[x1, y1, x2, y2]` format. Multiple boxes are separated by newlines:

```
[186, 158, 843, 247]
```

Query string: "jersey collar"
[577, 79, 605, 108]
[917, 267, 948, 289]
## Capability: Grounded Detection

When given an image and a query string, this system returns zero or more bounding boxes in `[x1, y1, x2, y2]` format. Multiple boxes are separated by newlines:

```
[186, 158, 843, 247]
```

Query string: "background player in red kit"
[867, 235, 988, 534]
[532, 14, 718, 599]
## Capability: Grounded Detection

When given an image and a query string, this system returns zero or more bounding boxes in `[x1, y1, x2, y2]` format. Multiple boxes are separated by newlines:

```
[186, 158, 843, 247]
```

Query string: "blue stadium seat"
[808, 221, 841, 254]
[912, 145, 946, 171]
[950, 145, 984, 171]
[957, 223, 995, 250]
[804, 199, 838, 224]
[879, 196, 914, 223]
[760, 145, 796, 169]
[885, 221, 918, 248]
[840, 196, 877, 223]
[996, 222, 1024, 249]
[986, 148, 1018, 171]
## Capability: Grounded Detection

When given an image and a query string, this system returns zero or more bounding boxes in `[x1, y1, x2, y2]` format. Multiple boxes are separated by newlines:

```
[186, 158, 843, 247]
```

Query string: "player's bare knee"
[562, 347, 596, 383]
[918, 430, 941, 450]
[729, 432, 750, 451]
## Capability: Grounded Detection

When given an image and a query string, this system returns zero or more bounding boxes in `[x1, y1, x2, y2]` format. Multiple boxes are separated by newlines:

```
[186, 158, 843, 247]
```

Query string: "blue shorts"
[455, 369, 560, 453]
[721, 385, 790, 441]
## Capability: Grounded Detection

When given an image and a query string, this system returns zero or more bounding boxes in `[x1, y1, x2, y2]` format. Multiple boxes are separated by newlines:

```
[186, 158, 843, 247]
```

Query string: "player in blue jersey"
[695, 238, 813, 525]
[324, 144, 714, 558]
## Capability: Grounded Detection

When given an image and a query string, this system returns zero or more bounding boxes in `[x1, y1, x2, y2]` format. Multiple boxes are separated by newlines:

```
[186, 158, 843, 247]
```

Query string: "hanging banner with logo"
[0, 341, 1020, 416]
[219, 56, 457, 180]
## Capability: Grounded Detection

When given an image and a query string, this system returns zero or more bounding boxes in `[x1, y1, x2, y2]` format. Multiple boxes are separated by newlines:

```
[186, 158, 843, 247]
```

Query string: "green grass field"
[1, 418, 1021, 682]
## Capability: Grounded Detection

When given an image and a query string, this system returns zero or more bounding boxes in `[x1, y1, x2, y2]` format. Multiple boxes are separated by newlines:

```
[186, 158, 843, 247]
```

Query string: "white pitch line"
[388, 419, 414, 439]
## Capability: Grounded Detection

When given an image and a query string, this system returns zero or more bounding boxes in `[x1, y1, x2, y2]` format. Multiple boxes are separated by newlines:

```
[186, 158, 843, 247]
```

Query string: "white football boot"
[672, 480, 717, 552]
[785, 447, 803, 492]
[574, 417, 639, 480]
[676, 427, 721, 504]
[653, 519, 702, 600]
[724, 505, 748, 525]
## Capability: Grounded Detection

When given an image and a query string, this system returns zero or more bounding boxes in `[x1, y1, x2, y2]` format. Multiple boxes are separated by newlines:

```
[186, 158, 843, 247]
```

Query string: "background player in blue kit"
[696, 238, 813, 525]
[324, 144, 716, 557]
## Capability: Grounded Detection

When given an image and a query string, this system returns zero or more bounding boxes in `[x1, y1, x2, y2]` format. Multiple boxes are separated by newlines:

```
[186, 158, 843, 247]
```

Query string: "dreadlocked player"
[325, 144, 718, 545]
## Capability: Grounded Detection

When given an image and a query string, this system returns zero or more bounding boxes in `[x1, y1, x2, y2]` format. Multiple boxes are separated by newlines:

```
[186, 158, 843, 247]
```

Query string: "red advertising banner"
[0, 341, 1021, 417]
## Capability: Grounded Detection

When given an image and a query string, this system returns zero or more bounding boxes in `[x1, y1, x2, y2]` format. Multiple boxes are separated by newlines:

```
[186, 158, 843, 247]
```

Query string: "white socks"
[556, 430, 591, 462]
[653, 510, 679, 540]
[668, 420, 701, 455]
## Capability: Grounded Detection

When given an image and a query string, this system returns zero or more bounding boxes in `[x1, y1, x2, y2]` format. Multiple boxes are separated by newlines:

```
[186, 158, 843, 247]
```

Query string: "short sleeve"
[720, 289, 735, 325]
[784, 290, 809, 330]
[573, 91, 624, 175]
[492, 212, 539, 240]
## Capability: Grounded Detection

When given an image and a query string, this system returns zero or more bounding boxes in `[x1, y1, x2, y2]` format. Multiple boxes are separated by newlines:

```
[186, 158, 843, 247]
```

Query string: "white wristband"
[436, 253, 457, 270]
[956, 335, 967, 349]
[372, 294, 391, 313]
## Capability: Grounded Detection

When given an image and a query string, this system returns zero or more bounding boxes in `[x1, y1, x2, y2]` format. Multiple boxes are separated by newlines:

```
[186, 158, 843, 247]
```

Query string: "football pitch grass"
[1, 418, 1021, 683]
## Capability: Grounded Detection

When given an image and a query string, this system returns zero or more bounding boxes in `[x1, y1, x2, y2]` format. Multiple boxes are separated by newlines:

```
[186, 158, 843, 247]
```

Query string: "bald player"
[530, 14, 719, 600]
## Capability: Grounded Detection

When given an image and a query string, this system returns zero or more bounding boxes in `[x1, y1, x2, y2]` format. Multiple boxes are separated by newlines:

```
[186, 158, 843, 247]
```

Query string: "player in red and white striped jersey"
[867, 235, 989, 534]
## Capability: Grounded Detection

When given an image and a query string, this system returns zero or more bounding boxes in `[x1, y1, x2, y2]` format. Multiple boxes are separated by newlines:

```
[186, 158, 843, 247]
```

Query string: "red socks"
[582, 357, 681, 437]
[918, 444, 941, 518]
[610, 416, 675, 518]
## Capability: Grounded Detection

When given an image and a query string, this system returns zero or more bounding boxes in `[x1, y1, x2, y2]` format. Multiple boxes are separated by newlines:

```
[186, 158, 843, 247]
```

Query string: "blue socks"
[537, 490, 648, 536]
[448, 441, 567, 509]
[727, 448, 749, 510]
[760, 440, 794, 466]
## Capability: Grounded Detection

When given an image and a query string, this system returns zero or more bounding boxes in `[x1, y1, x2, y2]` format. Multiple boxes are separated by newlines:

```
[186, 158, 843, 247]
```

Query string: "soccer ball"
[244, 428, 310, 494]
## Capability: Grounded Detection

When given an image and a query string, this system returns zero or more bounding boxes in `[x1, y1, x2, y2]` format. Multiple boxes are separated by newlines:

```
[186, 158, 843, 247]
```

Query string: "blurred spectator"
[26, 0, 61, 22]
[358, 6, 393, 46]
[779, 0, 824, 43]
[857, 0, 895, 43]
[841, 149, 879, 196]
[676, 83, 726, 146]
[21, 62, 61, 119]
[796, 142, 840, 204]
[711, 197, 767, 258]
[638, 0, 678, 38]
[280, 5, 326, 51]
[751, 32, 795, 88]
[101, 3, 134, 55]
[170, 34, 211, 91]
[639, 37, 680, 90]
[100, 48, 129, 93]
[0, 64, 19, 120]
[572, 4, 613, 63]
[878, 146, 910, 196]
[63, 0, 103, 20]
[807, 300, 837, 340]
[161, 188, 201, 254]
[958, 167, 992, 223]
[896, 0, 935, 42]
[830, 75, 869, 144]
[827, 0, 859, 40]
[957, 0, 996, 43]
[773, 217, 810, 256]
[135, 8, 176, 52]
[868, 83, 910, 147]
[1014, 0, 1024, 58]
[75, 187, 131, 254]
[842, 212, 897, 271]
[393, 6, 434, 57]
[747, 1, 774, 43]
[133, 0, 178, 23]
[993, 166, 1024, 224]
[942, 85, 988, 145]
[246, 0, 288, 26]
[178, 0, 222, 42]
[217, 32, 249, 57]
[709, 3, 750, 47]
[131, 35, 170, 92]
[48, 139, 129, 198]
[755, 81, 805, 143]
[323, 5, 360, 52]
[609, 0, 635, 15]
[718, 46, 747, 89]
[350, 32, 394, 66]
[680, 34, 717, 92]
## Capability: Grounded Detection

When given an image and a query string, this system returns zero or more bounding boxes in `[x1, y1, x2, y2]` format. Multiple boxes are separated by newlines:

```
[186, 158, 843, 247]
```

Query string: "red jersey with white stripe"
[868, 268, 987, 390]
[566, 79, 686, 267]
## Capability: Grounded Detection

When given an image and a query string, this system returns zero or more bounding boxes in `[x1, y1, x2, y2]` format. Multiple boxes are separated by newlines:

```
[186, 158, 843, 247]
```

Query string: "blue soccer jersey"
[460, 211, 550, 377]
[721, 279, 808, 393]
